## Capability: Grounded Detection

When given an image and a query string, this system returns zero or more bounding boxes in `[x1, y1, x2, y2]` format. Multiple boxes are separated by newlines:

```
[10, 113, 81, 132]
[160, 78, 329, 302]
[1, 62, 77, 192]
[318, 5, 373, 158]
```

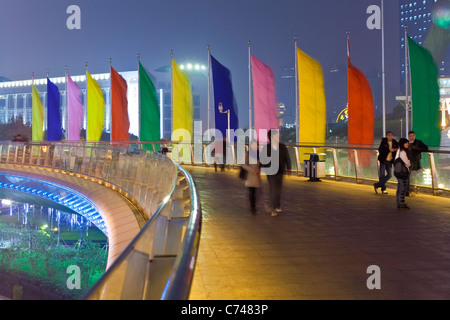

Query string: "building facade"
[0, 69, 202, 140]
[400, 0, 443, 84]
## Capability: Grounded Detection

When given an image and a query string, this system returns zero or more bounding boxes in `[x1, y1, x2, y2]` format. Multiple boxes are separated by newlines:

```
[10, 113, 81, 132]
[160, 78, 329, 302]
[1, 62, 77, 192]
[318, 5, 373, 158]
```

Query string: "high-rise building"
[400, 0, 443, 86]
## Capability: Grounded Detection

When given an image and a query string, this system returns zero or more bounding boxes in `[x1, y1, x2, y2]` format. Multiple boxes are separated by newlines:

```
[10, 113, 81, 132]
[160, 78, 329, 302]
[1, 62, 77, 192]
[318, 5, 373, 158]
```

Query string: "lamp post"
[218, 102, 231, 143]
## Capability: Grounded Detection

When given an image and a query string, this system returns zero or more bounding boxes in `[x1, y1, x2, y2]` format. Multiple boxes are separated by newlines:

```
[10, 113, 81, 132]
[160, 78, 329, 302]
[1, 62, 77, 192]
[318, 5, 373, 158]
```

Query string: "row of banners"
[30, 35, 442, 164]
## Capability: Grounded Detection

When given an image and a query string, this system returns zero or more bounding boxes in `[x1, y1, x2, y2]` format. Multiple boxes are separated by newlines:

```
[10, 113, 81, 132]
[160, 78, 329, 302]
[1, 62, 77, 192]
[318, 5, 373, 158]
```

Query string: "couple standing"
[242, 130, 291, 217]
[374, 130, 428, 208]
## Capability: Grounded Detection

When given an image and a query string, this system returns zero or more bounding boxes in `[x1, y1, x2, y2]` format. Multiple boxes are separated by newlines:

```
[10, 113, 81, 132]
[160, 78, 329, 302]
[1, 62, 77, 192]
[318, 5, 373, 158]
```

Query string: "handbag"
[239, 166, 248, 180]
[393, 157, 409, 179]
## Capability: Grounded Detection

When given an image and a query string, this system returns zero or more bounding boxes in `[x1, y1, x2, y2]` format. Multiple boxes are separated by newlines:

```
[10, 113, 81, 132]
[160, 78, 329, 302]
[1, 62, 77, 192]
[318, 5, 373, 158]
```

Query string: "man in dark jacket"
[374, 131, 398, 194]
[407, 131, 429, 195]
[261, 130, 291, 217]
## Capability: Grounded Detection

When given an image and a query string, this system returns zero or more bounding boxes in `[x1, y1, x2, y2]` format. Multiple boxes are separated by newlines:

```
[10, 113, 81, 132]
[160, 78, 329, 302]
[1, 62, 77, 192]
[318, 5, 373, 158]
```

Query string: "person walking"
[261, 130, 291, 217]
[407, 131, 429, 196]
[242, 140, 261, 214]
[374, 131, 399, 194]
[214, 137, 227, 172]
[394, 138, 411, 209]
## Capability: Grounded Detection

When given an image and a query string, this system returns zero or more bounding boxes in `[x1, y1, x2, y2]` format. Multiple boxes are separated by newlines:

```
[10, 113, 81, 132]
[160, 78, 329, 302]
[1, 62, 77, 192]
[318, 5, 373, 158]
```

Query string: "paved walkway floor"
[187, 166, 450, 300]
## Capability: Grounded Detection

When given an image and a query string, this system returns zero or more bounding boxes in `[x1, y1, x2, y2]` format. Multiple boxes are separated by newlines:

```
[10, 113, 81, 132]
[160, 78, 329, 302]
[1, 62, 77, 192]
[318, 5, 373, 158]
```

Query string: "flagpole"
[207, 45, 211, 142]
[46, 69, 49, 133]
[85, 61, 88, 142]
[171, 50, 174, 140]
[381, 0, 386, 136]
[294, 36, 299, 145]
[248, 40, 252, 141]
[65, 66, 69, 140]
[404, 26, 410, 137]
[137, 54, 142, 147]
[109, 58, 113, 143]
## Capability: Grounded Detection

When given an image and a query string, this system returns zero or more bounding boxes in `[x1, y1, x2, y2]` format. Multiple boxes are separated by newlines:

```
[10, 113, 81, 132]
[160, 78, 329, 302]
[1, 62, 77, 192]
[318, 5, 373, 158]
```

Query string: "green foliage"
[0, 223, 107, 299]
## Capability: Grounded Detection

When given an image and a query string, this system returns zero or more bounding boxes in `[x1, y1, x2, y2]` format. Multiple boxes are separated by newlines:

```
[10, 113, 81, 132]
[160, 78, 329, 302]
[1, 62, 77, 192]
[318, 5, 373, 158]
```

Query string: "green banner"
[408, 36, 441, 147]
[139, 62, 160, 152]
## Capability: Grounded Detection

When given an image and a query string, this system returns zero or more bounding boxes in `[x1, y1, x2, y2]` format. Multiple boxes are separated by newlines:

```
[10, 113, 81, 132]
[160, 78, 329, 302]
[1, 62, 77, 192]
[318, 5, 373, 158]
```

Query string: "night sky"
[0, 0, 401, 126]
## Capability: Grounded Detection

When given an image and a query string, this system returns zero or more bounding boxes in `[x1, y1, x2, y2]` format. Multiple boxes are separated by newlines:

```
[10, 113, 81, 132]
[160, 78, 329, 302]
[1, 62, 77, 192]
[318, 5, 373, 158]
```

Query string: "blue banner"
[47, 78, 63, 141]
[211, 55, 238, 138]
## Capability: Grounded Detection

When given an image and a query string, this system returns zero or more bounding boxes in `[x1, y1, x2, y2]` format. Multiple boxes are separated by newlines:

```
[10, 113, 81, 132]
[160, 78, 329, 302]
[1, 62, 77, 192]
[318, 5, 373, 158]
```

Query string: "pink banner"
[67, 74, 83, 141]
[251, 54, 279, 143]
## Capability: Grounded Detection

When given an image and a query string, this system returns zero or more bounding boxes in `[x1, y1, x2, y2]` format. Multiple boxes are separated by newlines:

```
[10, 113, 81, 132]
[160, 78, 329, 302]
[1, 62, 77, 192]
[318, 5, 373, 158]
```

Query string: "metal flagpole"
[207, 45, 211, 142]
[65, 66, 69, 140]
[46, 69, 49, 133]
[381, 0, 386, 136]
[170, 50, 174, 138]
[109, 58, 112, 143]
[405, 26, 410, 137]
[294, 36, 299, 145]
[85, 62, 88, 142]
[137, 54, 141, 146]
[248, 41, 252, 141]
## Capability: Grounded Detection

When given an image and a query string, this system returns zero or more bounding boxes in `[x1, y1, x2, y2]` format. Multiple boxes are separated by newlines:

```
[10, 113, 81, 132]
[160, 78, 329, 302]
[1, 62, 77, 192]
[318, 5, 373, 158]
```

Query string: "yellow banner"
[32, 85, 44, 141]
[298, 48, 327, 161]
[87, 71, 105, 142]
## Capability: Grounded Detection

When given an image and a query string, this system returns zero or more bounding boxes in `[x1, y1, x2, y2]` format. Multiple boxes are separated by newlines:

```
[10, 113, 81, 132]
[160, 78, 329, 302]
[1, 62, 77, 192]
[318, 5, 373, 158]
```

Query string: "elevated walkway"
[188, 166, 450, 300]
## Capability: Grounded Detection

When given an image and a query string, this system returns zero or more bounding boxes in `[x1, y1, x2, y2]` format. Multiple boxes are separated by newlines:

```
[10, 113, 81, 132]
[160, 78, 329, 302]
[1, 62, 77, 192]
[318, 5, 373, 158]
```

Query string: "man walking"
[407, 131, 429, 196]
[261, 130, 291, 217]
[374, 131, 398, 194]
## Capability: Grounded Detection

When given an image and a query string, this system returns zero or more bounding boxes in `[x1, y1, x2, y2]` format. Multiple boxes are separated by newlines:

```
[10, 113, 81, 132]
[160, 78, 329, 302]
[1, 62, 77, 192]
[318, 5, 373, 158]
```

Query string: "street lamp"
[218, 102, 231, 143]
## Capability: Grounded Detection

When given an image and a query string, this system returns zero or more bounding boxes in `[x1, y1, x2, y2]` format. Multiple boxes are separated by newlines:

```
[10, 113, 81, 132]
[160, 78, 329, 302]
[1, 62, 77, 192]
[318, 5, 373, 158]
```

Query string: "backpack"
[393, 156, 409, 179]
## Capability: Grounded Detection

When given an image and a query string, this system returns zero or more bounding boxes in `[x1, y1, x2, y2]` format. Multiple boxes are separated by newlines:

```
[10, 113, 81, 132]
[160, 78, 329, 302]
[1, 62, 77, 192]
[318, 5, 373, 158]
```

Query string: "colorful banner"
[86, 71, 105, 142]
[139, 62, 160, 152]
[67, 74, 83, 141]
[47, 78, 63, 141]
[211, 55, 238, 137]
[172, 58, 193, 162]
[347, 39, 375, 167]
[251, 54, 279, 142]
[297, 47, 327, 161]
[408, 36, 441, 147]
[32, 85, 44, 141]
[111, 66, 130, 142]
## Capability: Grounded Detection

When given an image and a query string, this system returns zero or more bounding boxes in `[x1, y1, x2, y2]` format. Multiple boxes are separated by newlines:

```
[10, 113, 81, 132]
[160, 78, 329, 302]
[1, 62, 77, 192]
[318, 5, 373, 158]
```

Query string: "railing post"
[332, 148, 340, 180]
[353, 149, 361, 184]
[294, 147, 300, 176]
[202, 144, 209, 167]
[429, 152, 438, 196]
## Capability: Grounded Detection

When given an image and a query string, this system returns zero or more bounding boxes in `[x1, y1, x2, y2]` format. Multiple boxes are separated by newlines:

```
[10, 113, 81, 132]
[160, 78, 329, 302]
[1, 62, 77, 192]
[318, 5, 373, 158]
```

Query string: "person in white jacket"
[395, 138, 411, 209]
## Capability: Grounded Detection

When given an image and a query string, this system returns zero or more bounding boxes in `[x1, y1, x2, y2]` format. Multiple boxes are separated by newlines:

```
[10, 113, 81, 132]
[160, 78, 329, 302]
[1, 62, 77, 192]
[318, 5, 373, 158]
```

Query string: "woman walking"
[394, 138, 411, 209]
[242, 140, 261, 214]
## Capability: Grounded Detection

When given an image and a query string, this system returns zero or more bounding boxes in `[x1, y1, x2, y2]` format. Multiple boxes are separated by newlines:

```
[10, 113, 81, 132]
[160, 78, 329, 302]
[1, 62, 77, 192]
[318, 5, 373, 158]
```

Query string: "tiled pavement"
[187, 166, 450, 300]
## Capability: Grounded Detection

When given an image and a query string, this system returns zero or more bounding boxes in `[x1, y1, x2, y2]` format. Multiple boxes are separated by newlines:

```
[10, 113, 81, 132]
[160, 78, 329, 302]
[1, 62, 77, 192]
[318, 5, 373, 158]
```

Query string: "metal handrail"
[161, 164, 201, 300]
[0, 141, 202, 300]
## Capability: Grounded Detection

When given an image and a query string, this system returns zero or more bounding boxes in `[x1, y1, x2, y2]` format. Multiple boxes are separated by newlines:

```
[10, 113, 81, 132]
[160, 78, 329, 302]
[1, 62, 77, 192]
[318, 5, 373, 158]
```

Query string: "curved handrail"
[161, 164, 202, 300]
[83, 161, 180, 300]
[0, 141, 202, 300]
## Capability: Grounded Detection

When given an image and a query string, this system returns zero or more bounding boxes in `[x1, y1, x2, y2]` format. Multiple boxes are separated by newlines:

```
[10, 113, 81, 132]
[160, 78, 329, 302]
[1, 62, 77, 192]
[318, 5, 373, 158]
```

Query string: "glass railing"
[0, 141, 202, 300]
[164, 141, 450, 195]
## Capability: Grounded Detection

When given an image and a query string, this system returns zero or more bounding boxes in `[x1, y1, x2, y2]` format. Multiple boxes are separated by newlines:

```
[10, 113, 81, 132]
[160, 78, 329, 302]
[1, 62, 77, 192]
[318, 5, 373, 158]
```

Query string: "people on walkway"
[242, 140, 261, 214]
[214, 137, 227, 172]
[407, 131, 429, 196]
[261, 130, 291, 217]
[394, 138, 411, 209]
[374, 131, 398, 195]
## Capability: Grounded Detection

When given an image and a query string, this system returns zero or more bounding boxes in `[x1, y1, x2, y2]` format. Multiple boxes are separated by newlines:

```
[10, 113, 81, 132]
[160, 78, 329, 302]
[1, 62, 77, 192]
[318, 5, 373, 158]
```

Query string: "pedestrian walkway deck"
[187, 166, 450, 300]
